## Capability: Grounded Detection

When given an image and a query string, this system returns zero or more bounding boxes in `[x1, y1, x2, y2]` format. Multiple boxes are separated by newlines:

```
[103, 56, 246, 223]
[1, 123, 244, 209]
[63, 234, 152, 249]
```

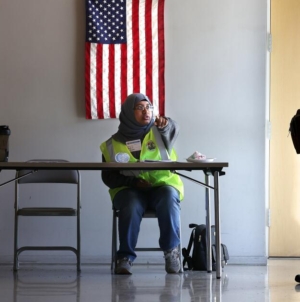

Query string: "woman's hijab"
[112, 93, 155, 143]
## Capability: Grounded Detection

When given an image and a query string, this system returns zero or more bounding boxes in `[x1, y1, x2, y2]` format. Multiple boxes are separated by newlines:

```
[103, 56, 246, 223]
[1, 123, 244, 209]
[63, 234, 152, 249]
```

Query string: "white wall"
[0, 0, 267, 265]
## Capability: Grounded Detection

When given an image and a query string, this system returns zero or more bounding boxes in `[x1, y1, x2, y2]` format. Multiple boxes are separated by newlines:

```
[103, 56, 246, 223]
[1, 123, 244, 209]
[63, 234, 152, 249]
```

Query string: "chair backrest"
[17, 160, 79, 184]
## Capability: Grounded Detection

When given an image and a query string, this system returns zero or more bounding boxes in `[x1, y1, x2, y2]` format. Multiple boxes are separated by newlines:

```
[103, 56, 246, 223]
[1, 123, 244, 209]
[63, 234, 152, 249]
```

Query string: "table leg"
[205, 174, 212, 272]
[214, 170, 222, 279]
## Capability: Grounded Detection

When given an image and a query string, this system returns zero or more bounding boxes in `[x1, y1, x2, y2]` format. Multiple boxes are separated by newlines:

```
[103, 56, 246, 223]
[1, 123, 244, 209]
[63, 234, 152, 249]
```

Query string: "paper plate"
[186, 158, 216, 163]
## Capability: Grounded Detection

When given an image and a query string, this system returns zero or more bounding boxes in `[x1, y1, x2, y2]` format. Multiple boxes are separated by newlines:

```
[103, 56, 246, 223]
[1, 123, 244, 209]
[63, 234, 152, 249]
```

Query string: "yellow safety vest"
[100, 127, 184, 201]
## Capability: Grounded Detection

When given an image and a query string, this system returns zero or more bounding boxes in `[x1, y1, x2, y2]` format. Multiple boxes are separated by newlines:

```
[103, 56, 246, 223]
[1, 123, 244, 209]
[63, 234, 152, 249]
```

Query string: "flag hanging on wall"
[85, 0, 165, 119]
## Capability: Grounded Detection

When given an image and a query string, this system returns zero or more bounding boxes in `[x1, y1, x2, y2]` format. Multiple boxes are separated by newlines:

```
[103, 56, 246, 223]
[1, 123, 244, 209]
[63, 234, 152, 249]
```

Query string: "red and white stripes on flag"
[85, 0, 165, 119]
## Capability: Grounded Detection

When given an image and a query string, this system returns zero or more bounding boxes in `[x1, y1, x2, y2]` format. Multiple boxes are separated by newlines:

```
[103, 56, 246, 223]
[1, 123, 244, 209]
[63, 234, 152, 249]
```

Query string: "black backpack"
[182, 223, 229, 271]
[289, 109, 300, 154]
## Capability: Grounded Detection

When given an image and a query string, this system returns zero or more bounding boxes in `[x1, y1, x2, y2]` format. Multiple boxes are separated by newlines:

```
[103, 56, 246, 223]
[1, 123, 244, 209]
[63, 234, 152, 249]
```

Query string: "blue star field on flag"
[86, 0, 127, 44]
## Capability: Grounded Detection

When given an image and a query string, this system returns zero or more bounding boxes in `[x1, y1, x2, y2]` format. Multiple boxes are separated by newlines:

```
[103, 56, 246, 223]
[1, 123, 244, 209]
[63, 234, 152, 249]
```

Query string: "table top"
[0, 161, 228, 171]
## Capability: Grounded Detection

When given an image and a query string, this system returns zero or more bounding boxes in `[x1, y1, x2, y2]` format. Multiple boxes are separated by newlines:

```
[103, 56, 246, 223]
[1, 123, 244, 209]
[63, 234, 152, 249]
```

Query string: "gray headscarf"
[112, 93, 155, 143]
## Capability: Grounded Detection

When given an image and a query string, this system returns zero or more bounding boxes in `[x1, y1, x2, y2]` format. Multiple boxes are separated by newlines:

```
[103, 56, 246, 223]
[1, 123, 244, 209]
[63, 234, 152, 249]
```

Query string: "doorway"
[269, 0, 300, 256]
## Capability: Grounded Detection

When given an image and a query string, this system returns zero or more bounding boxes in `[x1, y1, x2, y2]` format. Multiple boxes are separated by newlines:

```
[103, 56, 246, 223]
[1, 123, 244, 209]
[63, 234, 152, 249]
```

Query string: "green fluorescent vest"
[100, 127, 184, 201]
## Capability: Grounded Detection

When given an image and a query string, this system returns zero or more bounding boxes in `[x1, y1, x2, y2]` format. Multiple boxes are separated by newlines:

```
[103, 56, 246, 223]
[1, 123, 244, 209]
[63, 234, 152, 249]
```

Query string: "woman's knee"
[158, 186, 180, 201]
[153, 186, 181, 210]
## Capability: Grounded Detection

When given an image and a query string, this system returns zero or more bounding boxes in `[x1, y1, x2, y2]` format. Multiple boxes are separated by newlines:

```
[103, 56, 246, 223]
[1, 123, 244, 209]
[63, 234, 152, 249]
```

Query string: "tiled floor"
[1, 259, 300, 302]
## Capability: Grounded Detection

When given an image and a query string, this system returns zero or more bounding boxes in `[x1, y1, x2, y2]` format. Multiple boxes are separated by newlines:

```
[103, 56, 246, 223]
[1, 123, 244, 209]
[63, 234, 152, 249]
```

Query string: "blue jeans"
[113, 185, 181, 262]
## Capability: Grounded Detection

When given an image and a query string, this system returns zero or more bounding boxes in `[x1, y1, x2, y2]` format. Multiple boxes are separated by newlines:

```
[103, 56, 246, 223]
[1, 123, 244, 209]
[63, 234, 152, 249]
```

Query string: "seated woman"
[100, 93, 184, 274]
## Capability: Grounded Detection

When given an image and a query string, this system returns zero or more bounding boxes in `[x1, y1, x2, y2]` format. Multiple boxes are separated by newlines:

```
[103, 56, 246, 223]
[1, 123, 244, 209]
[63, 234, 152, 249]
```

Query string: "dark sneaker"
[164, 247, 181, 274]
[115, 258, 133, 275]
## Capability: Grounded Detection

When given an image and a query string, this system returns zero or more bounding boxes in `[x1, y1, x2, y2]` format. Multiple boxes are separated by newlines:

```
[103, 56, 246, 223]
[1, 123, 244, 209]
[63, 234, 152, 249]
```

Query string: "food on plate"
[190, 151, 206, 160]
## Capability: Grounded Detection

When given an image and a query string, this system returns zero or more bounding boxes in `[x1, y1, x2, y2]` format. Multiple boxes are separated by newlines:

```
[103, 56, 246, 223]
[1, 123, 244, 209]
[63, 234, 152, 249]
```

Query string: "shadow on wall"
[75, 0, 87, 118]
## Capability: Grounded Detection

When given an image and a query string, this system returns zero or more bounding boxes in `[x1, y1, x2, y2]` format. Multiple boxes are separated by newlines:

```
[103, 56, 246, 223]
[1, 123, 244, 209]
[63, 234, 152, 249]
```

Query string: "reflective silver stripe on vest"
[152, 126, 169, 160]
[106, 138, 141, 177]
[106, 138, 114, 159]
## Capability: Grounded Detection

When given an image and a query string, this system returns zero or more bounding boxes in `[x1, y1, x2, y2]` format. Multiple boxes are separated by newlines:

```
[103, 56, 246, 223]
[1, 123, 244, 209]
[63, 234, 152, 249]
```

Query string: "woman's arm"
[101, 155, 137, 189]
[156, 117, 179, 152]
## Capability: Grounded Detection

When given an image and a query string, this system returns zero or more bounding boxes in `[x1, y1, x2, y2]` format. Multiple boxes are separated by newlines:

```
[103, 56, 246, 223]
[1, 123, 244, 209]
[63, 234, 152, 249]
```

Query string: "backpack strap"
[182, 227, 195, 270]
[222, 244, 229, 263]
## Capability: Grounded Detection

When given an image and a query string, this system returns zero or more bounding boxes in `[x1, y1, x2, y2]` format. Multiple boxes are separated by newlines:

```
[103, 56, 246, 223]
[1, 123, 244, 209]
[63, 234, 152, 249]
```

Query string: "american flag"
[85, 0, 165, 119]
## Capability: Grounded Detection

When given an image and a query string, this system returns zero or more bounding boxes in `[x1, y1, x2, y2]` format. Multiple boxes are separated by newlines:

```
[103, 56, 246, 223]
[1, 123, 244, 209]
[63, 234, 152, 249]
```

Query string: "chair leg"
[13, 215, 19, 271]
[111, 211, 117, 272]
[77, 209, 81, 272]
[13, 254, 18, 272]
[179, 216, 183, 273]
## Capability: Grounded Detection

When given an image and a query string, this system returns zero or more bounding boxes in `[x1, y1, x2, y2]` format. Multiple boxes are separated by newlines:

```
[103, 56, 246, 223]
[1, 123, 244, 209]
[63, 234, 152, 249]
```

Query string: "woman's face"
[133, 100, 153, 125]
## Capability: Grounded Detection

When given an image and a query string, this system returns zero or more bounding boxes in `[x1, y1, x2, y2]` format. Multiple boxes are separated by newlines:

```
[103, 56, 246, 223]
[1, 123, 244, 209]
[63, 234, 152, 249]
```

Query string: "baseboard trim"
[227, 256, 267, 265]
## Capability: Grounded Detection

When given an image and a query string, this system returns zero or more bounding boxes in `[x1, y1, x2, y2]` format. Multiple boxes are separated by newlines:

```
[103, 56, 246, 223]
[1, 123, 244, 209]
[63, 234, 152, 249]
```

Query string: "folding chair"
[111, 208, 182, 272]
[13, 160, 81, 271]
